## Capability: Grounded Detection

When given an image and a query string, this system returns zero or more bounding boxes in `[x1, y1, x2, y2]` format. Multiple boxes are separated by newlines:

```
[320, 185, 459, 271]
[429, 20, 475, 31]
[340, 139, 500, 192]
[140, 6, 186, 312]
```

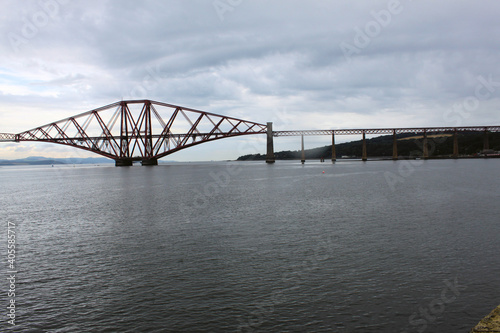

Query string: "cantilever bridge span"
[0, 100, 268, 166]
[0, 100, 499, 165]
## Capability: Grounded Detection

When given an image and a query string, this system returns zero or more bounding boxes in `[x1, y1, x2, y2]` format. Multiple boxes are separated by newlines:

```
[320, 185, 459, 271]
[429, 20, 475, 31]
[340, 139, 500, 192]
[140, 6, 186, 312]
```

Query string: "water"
[1, 159, 499, 332]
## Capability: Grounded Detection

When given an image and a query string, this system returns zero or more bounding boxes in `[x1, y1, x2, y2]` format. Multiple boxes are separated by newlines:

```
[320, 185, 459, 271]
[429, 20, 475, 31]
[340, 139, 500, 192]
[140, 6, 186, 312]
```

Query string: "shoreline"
[470, 305, 500, 332]
[238, 155, 500, 162]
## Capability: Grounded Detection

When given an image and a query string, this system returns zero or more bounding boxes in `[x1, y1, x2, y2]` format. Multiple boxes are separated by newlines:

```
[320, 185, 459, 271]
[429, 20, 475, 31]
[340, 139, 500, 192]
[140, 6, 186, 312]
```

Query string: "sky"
[0, 0, 499, 161]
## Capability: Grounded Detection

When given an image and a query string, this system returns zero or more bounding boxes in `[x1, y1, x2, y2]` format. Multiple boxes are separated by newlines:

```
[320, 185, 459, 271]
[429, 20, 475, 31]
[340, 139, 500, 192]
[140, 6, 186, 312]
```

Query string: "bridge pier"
[331, 132, 336, 162]
[115, 159, 133, 167]
[362, 131, 367, 161]
[141, 158, 158, 166]
[484, 129, 490, 150]
[266, 122, 275, 163]
[453, 129, 459, 158]
[301, 135, 305, 164]
[392, 130, 398, 160]
[423, 130, 429, 159]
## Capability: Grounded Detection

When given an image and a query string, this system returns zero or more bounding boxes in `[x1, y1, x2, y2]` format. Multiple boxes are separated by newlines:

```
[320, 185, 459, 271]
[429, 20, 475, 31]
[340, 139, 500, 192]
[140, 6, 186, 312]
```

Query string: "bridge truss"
[0, 100, 267, 165]
[273, 126, 500, 137]
[270, 125, 500, 163]
[1, 100, 499, 165]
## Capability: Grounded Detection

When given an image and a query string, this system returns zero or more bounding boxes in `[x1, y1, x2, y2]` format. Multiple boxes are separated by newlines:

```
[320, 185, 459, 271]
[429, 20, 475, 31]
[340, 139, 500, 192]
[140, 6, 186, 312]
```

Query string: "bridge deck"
[0, 133, 16, 142]
[3, 126, 500, 142]
[273, 126, 500, 137]
[2, 100, 498, 164]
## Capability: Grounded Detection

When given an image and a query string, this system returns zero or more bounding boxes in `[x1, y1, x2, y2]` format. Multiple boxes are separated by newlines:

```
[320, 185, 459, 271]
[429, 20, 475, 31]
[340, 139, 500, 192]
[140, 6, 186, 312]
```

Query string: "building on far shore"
[478, 149, 500, 157]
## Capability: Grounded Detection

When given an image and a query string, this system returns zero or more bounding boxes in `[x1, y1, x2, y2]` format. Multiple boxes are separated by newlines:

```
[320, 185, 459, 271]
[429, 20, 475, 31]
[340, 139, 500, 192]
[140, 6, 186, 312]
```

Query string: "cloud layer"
[1, 0, 499, 160]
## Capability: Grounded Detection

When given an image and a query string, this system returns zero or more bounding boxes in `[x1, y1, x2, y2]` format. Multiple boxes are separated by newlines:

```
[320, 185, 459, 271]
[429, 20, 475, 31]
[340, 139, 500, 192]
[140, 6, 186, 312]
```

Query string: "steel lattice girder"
[12, 100, 268, 161]
[273, 126, 500, 137]
[3, 100, 500, 160]
[0, 133, 17, 141]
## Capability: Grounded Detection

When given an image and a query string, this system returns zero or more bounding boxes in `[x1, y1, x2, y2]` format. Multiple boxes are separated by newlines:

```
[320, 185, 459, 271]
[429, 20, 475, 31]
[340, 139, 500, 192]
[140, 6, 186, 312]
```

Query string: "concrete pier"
[266, 122, 275, 163]
[362, 131, 367, 161]
[423, 130, 429, 159]
[470, 305, 500, 332]
[141, 159, 158, 166]
[331, 132, 336, 162]
[115, 159, 133, 166]
[453, 129, 459, 158]
[301, 134, 305, 164]
[392, 129, 398, 160]
[484, 129, 490, 150]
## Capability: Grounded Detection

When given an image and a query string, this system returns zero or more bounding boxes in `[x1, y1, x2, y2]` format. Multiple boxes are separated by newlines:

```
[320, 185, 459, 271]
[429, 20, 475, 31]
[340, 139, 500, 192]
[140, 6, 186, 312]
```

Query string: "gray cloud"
[1, 0, 499, 160]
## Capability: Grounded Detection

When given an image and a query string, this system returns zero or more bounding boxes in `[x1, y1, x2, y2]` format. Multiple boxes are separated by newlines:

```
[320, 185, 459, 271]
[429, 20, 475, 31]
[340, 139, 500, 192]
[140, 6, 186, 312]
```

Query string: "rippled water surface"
[1, 159, 499, 332]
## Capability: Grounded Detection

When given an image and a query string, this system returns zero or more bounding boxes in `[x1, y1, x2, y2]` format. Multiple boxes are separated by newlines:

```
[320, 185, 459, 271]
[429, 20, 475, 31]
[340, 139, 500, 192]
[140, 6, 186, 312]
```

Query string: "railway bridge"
[0, 100, 498, 165]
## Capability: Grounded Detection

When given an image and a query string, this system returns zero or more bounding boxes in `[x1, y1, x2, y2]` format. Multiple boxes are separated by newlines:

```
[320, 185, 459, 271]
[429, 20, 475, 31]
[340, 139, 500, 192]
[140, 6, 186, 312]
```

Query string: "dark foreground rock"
[470, 305, 500, 332]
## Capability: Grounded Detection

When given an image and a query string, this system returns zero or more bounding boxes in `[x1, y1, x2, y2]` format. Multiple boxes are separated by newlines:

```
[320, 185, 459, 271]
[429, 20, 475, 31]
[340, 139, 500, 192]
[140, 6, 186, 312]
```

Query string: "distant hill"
[0, 156, 114, 165]
[237, 131, 500, 161]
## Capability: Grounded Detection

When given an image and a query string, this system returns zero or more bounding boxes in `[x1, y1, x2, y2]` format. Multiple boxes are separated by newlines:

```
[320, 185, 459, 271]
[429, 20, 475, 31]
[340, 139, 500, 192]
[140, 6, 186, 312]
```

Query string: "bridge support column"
[266, 122, 275, 163]
[483, 129, 490, 151]
[331, 132, 336, 162]
[392, 129, 398, 160]
[115, 159, 133, 167]
[301, 135, 305, 164]
[362, 131, 367, 161]
[141, 159, 158, 166]
[423, 130, 429, 159]
[453, 129, 459, 158]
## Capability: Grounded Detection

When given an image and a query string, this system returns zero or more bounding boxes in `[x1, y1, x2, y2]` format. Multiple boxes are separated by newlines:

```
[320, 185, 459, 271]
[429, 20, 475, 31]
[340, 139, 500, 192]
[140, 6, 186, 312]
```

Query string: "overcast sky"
[1, 0, 499, 161]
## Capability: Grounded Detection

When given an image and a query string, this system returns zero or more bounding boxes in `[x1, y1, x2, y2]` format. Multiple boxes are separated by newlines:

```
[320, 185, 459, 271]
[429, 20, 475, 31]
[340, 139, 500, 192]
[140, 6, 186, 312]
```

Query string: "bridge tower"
[266, 122, 275, 163]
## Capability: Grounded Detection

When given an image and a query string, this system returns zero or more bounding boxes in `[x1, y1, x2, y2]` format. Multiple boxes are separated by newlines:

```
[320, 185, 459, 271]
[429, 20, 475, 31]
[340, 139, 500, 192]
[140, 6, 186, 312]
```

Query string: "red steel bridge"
[0, 99, 498, 165]
[0, 100, 268, 166]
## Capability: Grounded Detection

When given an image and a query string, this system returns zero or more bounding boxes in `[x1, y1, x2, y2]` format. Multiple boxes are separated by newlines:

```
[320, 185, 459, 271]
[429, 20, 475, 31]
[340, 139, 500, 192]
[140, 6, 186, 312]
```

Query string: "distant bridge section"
[273, 126, 500, 136]
[266, 126, 500, 163]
